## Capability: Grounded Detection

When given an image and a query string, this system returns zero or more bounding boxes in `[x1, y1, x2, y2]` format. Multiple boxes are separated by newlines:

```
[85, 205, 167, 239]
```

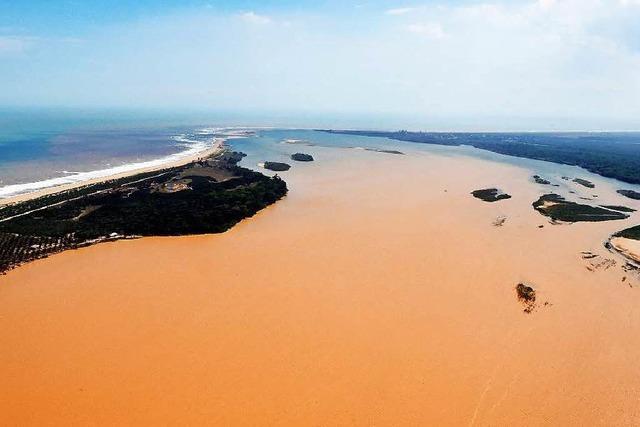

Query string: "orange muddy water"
[1, 148, 640, 426]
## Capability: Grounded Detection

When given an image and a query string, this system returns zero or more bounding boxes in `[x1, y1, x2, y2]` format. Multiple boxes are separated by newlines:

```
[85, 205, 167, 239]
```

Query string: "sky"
[1, 0, 640, 130]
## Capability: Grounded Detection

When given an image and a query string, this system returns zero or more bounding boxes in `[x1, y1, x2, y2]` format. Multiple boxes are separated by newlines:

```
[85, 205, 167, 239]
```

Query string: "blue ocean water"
[2, 108, 640, 201]
[0, 109, 225, 195]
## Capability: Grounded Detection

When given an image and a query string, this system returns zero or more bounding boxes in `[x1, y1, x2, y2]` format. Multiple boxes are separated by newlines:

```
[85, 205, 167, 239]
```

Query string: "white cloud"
[386, 7, 417, 16]
[537, 0, 556, 10]
[239, 11, 272, 25]
[3, 1, 640, 129]
[406, 23, 446, 39]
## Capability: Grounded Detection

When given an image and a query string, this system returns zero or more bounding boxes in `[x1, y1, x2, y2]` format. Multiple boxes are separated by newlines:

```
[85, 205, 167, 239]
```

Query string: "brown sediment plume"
[1, 149, 640, 425]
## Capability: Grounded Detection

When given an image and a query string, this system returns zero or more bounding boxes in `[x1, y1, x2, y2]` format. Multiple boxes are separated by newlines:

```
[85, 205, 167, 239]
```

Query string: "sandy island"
[1, 147, 640, 425]
[610, 237, 640, 264]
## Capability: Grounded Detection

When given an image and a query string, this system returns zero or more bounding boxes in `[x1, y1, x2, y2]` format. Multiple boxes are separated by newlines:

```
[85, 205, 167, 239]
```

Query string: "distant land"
[322, 130, 640, 185]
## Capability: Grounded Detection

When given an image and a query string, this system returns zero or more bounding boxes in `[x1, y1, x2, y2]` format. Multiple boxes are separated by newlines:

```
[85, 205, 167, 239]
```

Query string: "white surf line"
[0, 135, 224, 200]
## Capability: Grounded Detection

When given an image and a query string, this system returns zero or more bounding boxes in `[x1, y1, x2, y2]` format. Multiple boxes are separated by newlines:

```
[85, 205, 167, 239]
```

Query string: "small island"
[609, 225, 640, 265]
[618, 189, 640, 200]
[471, 188, 512, 202]
[365, 148, 405, 155]
[532, 194, 628, 222]
[573, 178, 595, 188]
[263, 162, 291, 172]
[291, 153, 314, 162]
[533, 175, 552, 185]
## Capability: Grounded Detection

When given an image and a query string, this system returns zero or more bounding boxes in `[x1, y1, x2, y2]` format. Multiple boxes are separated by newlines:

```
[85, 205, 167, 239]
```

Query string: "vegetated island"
[471, 188, 512, 202]
[0, 151, 288, 274]
[533, 175, 552, 185]
[532, 194, 629, 222]
[263, 162, 291, 172]
[609, 225, 640, 265]
[321, 130, 640, 185]
[573, 178, 595, 188]
[618, 189, 640, 200]
[291, 153, 314, 162]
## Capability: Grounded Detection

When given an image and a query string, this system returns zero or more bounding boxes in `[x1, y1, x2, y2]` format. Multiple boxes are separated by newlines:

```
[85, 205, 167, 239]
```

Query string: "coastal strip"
[0, 138, 226, 206]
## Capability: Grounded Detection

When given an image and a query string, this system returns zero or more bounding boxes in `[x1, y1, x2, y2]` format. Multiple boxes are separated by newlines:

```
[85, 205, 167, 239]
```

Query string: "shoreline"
[0, 138, 226, 207]
[610, 236, 640, 265]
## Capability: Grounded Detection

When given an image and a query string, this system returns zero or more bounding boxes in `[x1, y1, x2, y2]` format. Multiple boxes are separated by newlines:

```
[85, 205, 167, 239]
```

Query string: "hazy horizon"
[2, 0, 640, 130]
[4, 106, 640, 133]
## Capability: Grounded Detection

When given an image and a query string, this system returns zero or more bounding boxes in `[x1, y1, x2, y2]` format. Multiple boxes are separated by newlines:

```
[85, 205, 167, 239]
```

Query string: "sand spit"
[610, 237, 640, 264]
[1, 148, 640, 425]
[0, 140, 225, 206]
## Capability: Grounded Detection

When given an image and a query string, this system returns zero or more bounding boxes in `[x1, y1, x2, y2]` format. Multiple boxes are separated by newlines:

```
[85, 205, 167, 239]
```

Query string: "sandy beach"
[0, 139, 225, 206]
[611, 237, 640, 264]
[1, 146, 640, 425]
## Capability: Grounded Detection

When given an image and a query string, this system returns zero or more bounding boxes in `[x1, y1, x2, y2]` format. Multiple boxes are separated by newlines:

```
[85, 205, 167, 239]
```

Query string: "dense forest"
[532, 194, 629, 222]
[0, 152, 287, 274]
[323, 130, 640, 185]
[615, 225, 640, 241]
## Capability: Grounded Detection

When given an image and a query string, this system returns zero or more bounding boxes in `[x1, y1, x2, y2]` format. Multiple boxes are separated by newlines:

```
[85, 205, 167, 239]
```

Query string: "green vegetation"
[532, 194, 628, 222]
[533, 175, 552, 185]
[0, 153, 288, 274]
[618, 190, 640, 200]
[291, 153, 314, 162]
[471, 188, 512, 202]
[263, 162, 291, 171]
[614, 225, 640, 241]
[573, 178, 595, 188]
